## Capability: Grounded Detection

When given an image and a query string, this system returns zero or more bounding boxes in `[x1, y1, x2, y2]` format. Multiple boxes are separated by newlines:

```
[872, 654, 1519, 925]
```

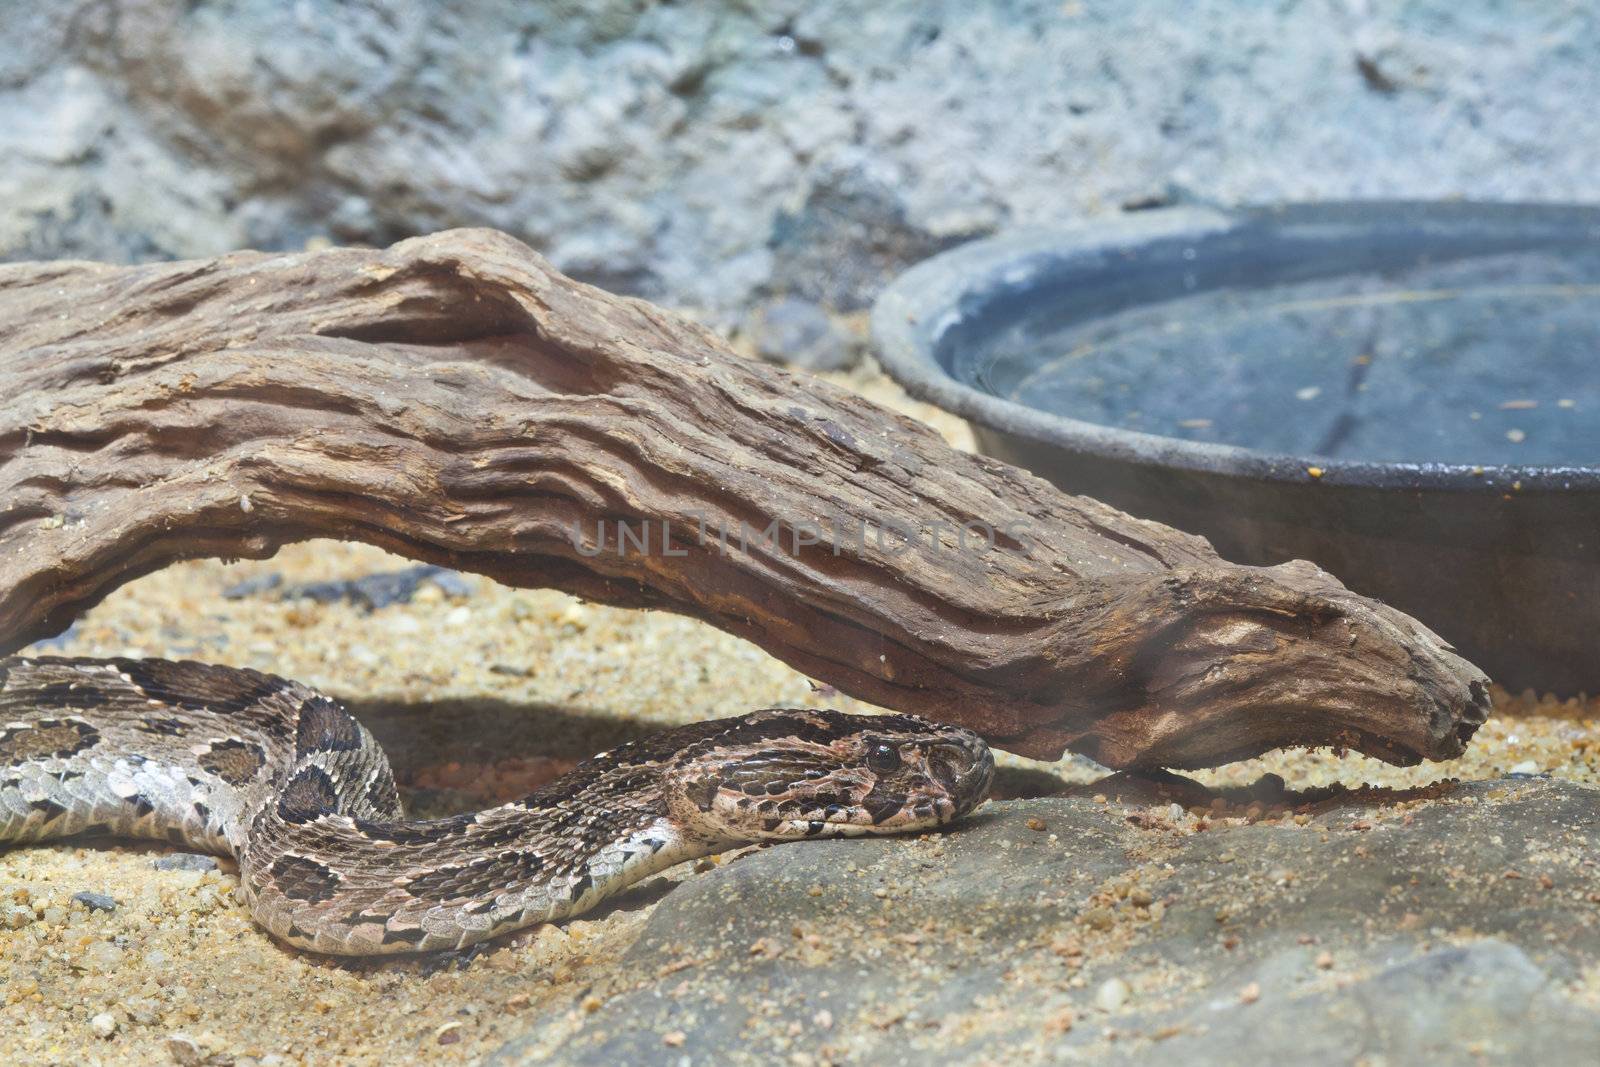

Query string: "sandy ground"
[3, 360, 1596, 1066]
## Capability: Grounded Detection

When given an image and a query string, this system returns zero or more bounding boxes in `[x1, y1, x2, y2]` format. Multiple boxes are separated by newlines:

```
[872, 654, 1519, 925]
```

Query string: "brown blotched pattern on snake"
[0, 656, 993, 955]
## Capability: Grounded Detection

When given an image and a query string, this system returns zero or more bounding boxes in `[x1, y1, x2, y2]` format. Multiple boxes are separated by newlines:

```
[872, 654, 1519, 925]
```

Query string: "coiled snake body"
[0, 656, 993, 955]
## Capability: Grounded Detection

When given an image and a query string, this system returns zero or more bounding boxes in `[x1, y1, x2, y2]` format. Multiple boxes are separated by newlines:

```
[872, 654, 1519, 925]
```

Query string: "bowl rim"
[869, 200, 1600, 494]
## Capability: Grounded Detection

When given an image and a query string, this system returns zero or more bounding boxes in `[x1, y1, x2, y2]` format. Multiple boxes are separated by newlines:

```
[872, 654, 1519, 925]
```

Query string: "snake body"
[0, 656, 992, 955]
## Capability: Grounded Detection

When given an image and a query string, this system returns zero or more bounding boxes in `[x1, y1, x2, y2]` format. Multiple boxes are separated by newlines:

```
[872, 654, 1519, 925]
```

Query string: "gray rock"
[766, 166, 984, 314]
[281, 564, 472, 612]
[424, 569, 476, 599]
[151, 853, 219, 873]
[6, 3, 1600, 323]
[72, 891, 116, 912]
[746, 296, 858, 371]
[221, 573, 283, 600]
[488, 778, 1600, 1065]
[1118, 941, 1600, 1066]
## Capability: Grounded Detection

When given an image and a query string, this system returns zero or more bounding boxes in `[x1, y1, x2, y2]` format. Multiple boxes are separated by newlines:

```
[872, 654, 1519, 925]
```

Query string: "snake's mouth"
[762, 802, 962, 840]
[762, 784, 984, 840]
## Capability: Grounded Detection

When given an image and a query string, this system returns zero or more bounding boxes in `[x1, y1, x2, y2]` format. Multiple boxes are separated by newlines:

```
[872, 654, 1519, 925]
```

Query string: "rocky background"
[5, 1, 1600, 369]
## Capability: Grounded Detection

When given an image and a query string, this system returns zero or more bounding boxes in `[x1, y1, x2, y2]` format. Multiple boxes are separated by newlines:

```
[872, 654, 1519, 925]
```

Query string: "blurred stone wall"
[3, 1, 1597, 338]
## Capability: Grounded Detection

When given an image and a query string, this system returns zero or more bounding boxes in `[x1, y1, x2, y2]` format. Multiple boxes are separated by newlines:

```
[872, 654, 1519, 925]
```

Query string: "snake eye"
[866, 741, 902, 775]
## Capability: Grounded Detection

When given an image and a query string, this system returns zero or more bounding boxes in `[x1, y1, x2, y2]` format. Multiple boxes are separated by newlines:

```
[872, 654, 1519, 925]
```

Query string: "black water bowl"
[872, 201, 1600, 695]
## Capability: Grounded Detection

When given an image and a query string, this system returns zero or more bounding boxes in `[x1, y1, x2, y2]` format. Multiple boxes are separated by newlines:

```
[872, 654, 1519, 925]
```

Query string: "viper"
[0, 656, 993, 955]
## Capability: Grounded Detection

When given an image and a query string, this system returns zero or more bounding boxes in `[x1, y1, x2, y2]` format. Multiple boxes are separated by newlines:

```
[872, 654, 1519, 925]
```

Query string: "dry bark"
[0, 229, 1490, 767]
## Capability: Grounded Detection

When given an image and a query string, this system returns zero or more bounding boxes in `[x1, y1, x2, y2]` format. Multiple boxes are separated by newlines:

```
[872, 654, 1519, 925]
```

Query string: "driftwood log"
[0, 229, 1489, 768]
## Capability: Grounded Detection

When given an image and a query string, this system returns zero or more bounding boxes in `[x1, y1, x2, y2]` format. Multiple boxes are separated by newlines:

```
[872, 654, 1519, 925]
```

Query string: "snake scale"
[0, 655, 993, 955]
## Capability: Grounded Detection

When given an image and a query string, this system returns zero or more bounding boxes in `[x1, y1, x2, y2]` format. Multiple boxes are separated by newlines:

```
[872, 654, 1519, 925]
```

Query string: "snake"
[0, 655, 993, 955]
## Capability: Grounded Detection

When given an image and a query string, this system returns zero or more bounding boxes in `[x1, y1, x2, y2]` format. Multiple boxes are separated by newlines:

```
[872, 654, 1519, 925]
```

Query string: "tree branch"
[0, 230, 1490, 766]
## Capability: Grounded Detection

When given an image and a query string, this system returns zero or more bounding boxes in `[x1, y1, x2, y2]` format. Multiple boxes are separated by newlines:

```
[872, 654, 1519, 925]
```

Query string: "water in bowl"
[973, 248, 1600, 467]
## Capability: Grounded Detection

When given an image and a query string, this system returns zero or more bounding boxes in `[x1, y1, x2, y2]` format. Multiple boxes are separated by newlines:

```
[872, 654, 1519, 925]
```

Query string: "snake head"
[662, 708, 994, 844]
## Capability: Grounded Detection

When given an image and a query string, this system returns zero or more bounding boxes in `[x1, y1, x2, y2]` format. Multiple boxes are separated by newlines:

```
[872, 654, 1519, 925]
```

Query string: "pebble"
[1508, 760, 1540, 776]
[1094, 977, 1131, 1011]
[73, 891, 118, 912]
[89, 1011, 118, 1038]
[152, 853, 219, 872]
[1, 903, 34, 929]
[1044, 1007, 1076, 1034]
[84, 940, 125, 971]
[166, 1034, 203, 1065]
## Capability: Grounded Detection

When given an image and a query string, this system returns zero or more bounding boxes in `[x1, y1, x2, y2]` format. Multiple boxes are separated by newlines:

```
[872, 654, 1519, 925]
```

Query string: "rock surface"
[491, 779, 1600, 1065]
[4, 2, 1599, 323]
[746, 296, 861, 371]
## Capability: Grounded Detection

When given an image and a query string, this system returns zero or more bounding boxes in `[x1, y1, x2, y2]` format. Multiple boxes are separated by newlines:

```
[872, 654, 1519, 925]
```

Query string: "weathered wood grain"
[0, 229, 1490, 767]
